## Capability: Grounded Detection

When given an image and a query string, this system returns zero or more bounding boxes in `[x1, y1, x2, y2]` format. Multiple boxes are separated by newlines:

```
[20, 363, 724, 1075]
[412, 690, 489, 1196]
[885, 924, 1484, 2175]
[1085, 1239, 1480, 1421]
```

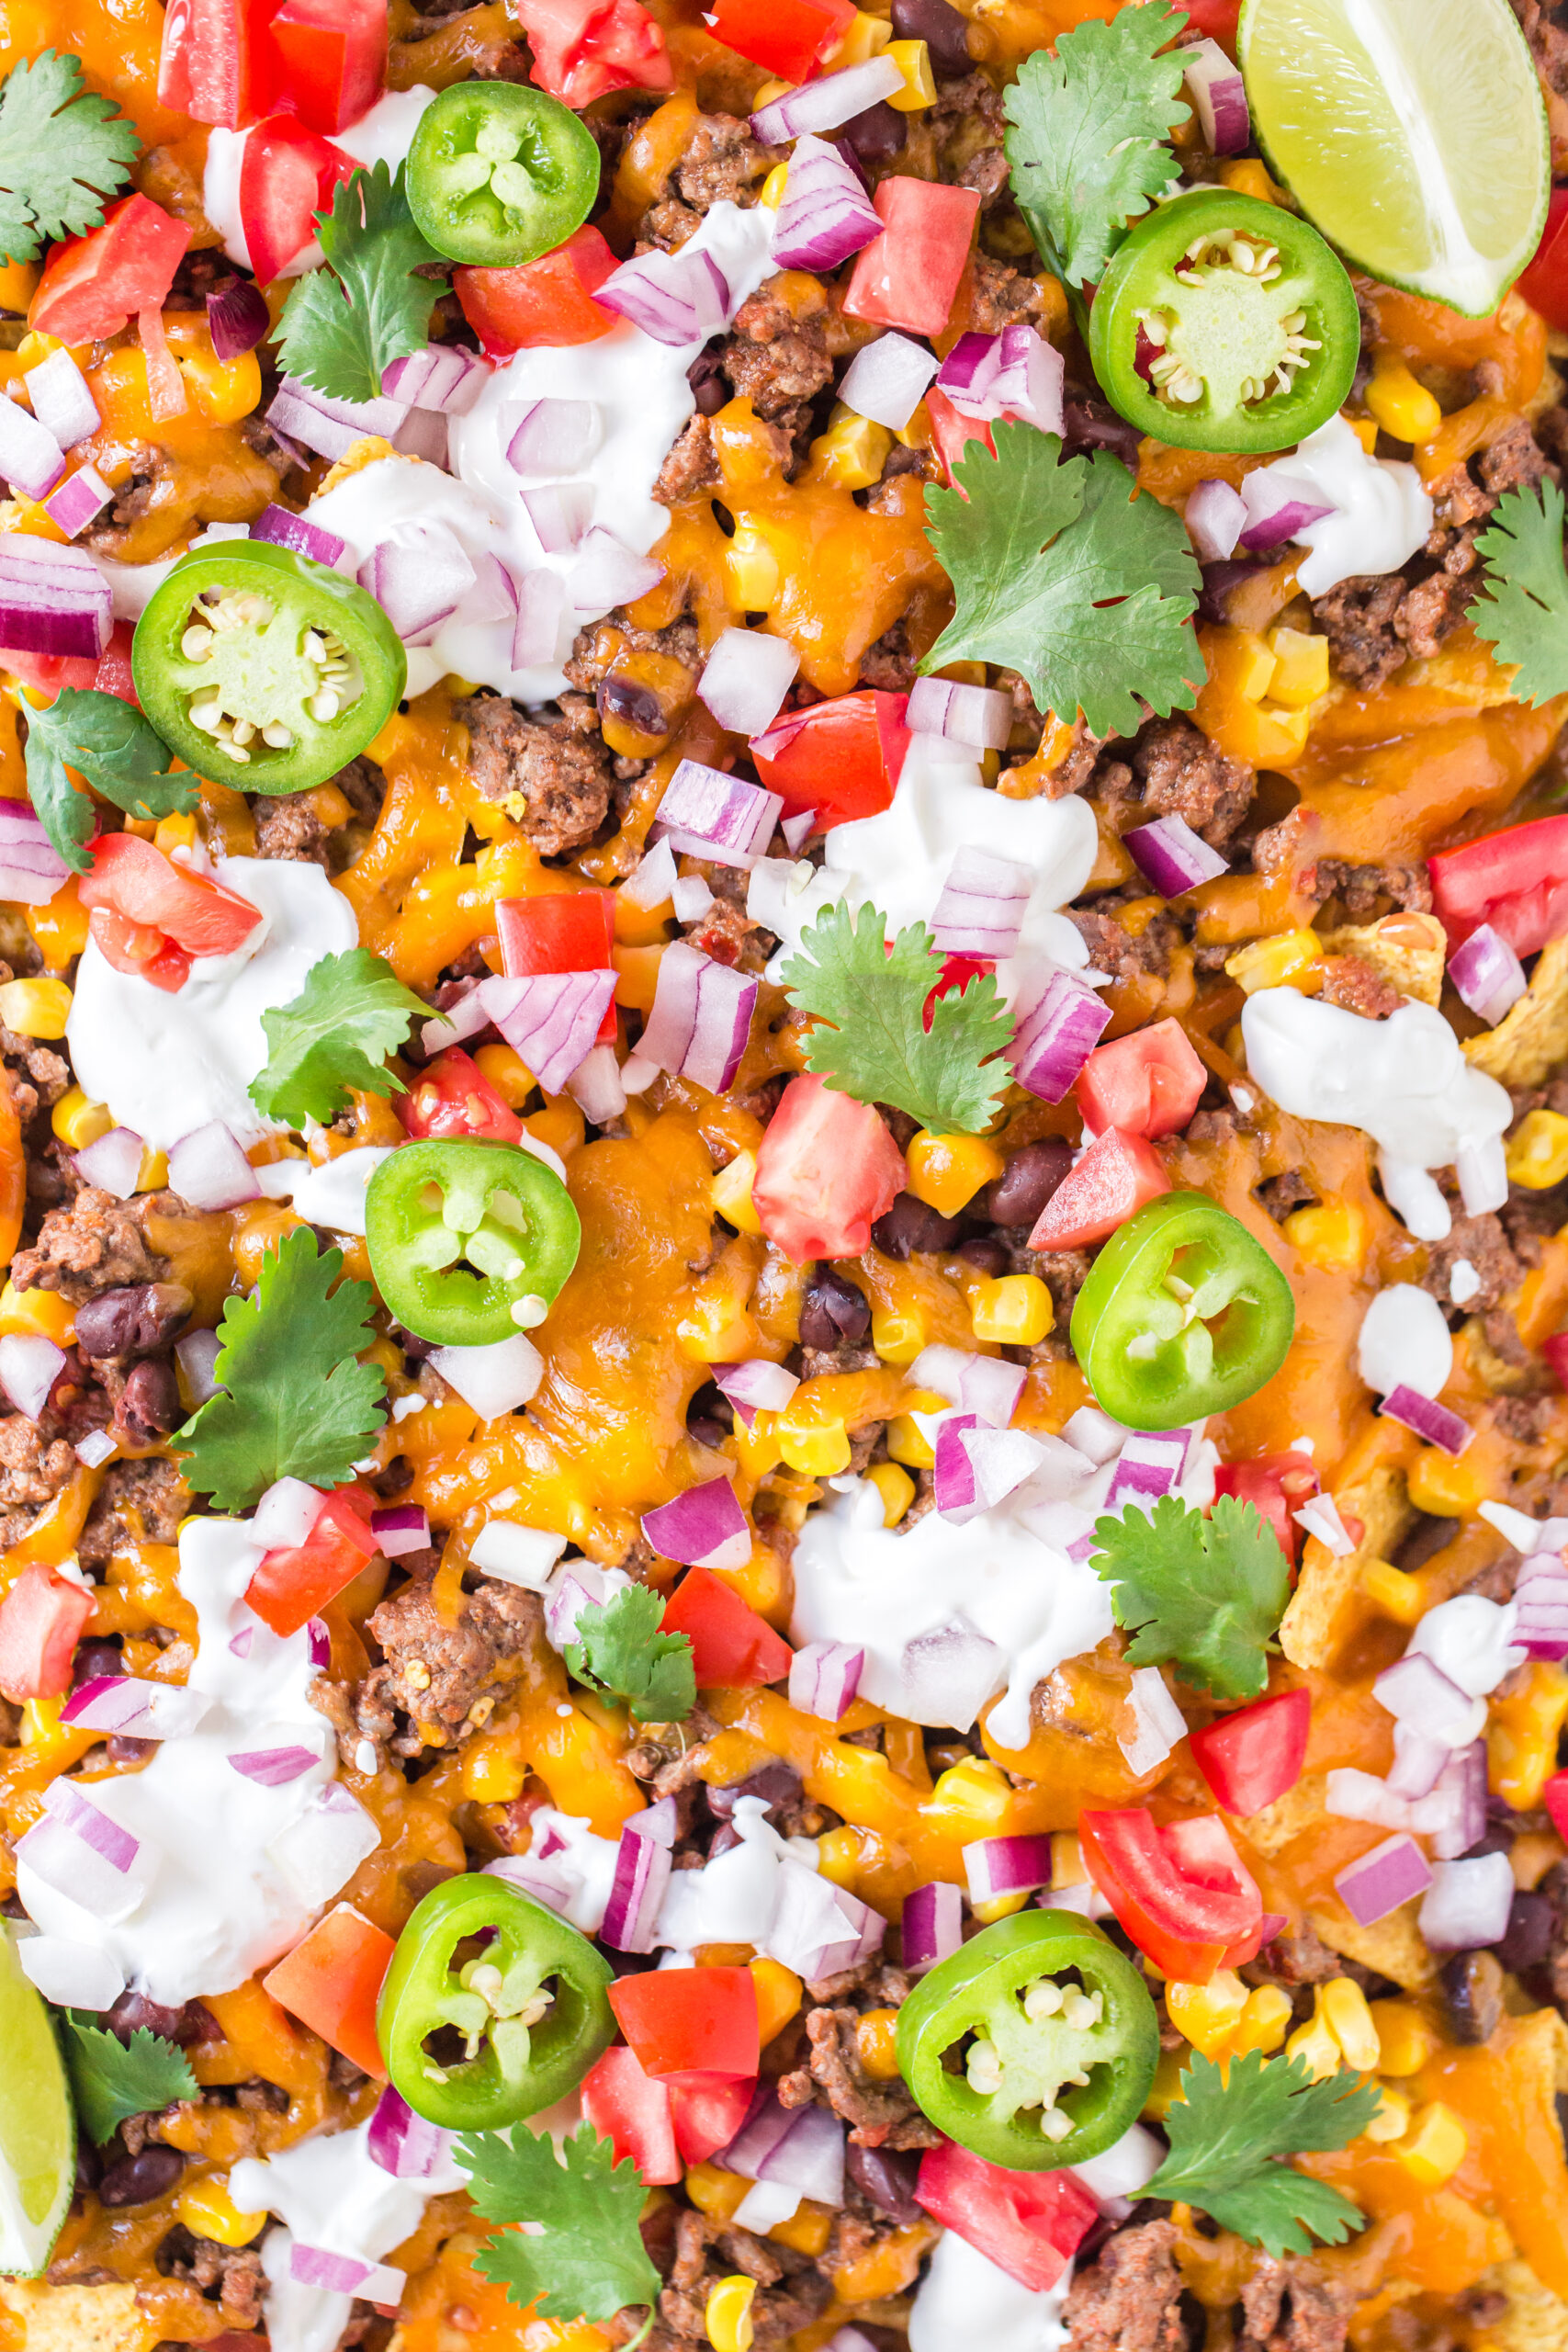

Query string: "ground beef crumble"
[355, 1574, 543, 1755]
[464, 692, 613, 856]
[13, 1187, 174, 1303]
[1062, 2218, 1190, 2352]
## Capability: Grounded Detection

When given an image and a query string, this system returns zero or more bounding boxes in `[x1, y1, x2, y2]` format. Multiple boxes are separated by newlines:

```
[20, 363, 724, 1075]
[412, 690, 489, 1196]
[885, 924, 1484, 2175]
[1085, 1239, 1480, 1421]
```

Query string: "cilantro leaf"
[458, 2122, 661, 2335]
[24, 688, 196, 873]
[59, 2011, 197, 2146]
[250, 949, 425, 1130]
[176, 1226, 387, 1510]
[1469, 480, 1568, 706]
[922, 424, 1201, 737]
[276, 162, 443, 406]
[779, 899, 1014, 1137]
[1145, 2051, 1382, 2256]
[1090, 1492, 1290, 1701]
[0, 51, 140, 265]
[564, 1585, 695, 1724]
[1003, 1, 1190, 292]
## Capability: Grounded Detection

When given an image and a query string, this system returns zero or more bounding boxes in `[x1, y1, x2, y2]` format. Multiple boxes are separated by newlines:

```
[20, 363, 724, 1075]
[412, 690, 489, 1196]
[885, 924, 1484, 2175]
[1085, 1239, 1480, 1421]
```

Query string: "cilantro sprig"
[780, 899, 1013, 1137]
[276, 162, 443, 406]
[0, 51, 140, 266]
[1090, 1493, 1290, 1701]
[24, 689, 196, 873]
[1469, 479, 1568, 707]
[250, 948, 426, 1130]
[564, 1586, 695, 1724]
[59, 2011, 197, 2146]
[1145, 2051, 1382, 2256]
[921, 424, 1201, 737]
[457, 2122, 661, 2339]
[176, 1227, 387, 1511]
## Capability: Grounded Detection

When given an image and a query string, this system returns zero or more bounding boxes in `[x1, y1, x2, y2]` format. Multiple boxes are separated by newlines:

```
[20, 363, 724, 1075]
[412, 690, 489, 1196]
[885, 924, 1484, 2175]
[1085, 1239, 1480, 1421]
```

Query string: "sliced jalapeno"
[131, 539, 406, 794]
[1089, 188, 1359, 454]
[378, 1873, 615, 2131]
[897, 1910, 1159, 2170]
[365, 1136, 581, 1347]
[1070, 1191, 1295, 1430]
[405, 82, 600, 268]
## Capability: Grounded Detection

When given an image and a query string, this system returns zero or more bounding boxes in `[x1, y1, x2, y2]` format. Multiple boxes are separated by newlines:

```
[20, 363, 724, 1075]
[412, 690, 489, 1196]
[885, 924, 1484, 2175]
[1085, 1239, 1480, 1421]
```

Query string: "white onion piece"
[838, 331, 941, 432]
[429, 1334, 544, 1418]
[697, 627, 800, 737]
[167, 1122, 262, 1210]
[74, 1126, 144, 1201]
[0, 1332, 64, 1421]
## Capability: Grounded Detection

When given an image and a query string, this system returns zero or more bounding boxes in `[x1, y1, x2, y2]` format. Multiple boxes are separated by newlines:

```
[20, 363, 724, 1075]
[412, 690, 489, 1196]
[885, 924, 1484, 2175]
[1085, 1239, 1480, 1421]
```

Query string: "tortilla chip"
[0, 2281, 155, 2352]
[1480, 2259, 1568, 2352]
[1464, 933, 1568, 1087]
[1304, 1898, 1437, 1990]
[1236, 1772, 1329, 1860]
[1317, 911, 1447, 1006]
[1279, 1466, 1414, 1671]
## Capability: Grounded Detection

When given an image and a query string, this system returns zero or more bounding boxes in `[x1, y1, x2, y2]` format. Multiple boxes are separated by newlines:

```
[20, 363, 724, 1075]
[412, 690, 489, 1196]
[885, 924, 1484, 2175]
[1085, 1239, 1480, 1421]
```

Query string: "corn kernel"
[1366, 357, 1443, 446]
[1393, 2101, 1467, 2188]
[712, 1150, 762, 1234]
[51, 1086, 113, 1151]
[971, 1273, 1054, 1347]
[1224, 930, 1325, 994]
[137, 1146, 168, 1192]
[758, 162, 788, 210]
[1232, 1984, 1292, 2056]
[752, 78, 792, 105]
[775, 1409, 851, 1475]
[19, 1698, 95, 1770]
[726, 520, 780, 610]
[1359, 1559, 1424, 1626]
[1285, 1993, 1341, 2083]
[28, 879, 89, 969]
[1488, 1660, 1568, 1810]
[1050, 1832, 1087, 1890]
[817, 1825, 863, 1886]
[1506, 1107, 1568, 1190]
[0, 1280, 73, 1342]
[856, 2007, 902, 2080]
[770, 2203, 832, 2255]
[885, 35, 936, 106]
[886, 1411, 935, 1468]
[175, 2176, 266, 2247]
[706, 2274, 757, 2352]
[1167, 1972, 1247, 2059]
[734, 1408, 784, 1480]
[1406, 1445, 1488, 1518]
[0, 978, 70, 1039]
[473, 1042, 536, 1108]
[1232, 630, 1279, 702]
[153, 810, 199, 858]
[460, 1734, 526, 1804]
[750, 1956, 802, 2045]
[808, 405, 893, 491]
[931, 1754, 1012, 1835]
[906, 1128, 1004, 1216]
[686, 2164, 749, 2222]
[1144, 2044, 1188, 2119]
[1265, 627, 1330, 709]
[1217, 157, 1286, 204]
[971, 1888, 1032, 1924]
[824, 7, 892, 62]
[867, 1460, 915, 1525]
[871, 1303, 928, 1364]
[1320, 1977, 1381, 2074]
[1282, 1197, 1366, 1271]
[1363, 2087, 1412, 2143]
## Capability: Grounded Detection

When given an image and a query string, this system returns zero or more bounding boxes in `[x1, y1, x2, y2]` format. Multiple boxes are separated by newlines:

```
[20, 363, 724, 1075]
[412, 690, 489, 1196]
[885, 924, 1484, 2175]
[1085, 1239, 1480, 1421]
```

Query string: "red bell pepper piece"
[245, 1489, 378, 1640]
[660, 1566, 794, 1689]
[914, 2140, 1099, 2292]
[262, 1903, 393, 2076]
[399, 1046, 525, 1145]
[844, 178, 981, 340]
[454, 225, 617, 356]
[268, 0, 388, 134]
[1213, 1452, 1318, 1565]
[513, 0, 672, 107]
[751, 1073, 906, 1263]
[1078, 1805, 1264, 1983]
[750, 690, 909, 831]
[1428, 815, 1568, 958]
[0, 1566, 95, 1702]
[1544, 1770, 1568, 1844]
[240, 115, 355, 285]
[157, 0, 277, 127]
[669, 2074, 755, 2165]
[925, 386, 995, 489]
[608, 1964, 761, 2082]
[926, 954, 993, 1033]
[1545, 1330, 1568, 1389]
[30, 195, 192, 345]
[706, 0, 854, 81]
[1190, 1688, 1312, 1818]
[1026, 1126, 1170, 1251]
[498, 891, 616, 1044]
[0, 622, 138, 705]
[581, 2045, 682, 2183]
[1519, 185, 1568, 334]
[1076, 1018, 1207, 1142]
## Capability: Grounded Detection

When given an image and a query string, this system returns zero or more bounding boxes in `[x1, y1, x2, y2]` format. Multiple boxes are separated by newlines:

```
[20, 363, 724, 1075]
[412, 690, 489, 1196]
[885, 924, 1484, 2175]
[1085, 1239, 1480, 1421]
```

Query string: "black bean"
[73, 1637, 124, 1687]
[846, 2142, 923, 2222]
[708, 1759, 802, 1819]
[1438, 1949, 1503, 2045]
[799, 1268, 870, 1351]
[1495, 1888, 1555, 1973]
[598, 673, 668, 740]
[118, 1358, 180, 1444]
[73, 1283, 192, 1363]
[1061, 388, 1144, 469]
[687, 1417, 731, 1453]
[74, 2139, 102, 2194]
[687, 343, 728, 416]
[97, 2145, 184, 2205]
[958, 1236, 1010, 1278]
[107, 1736, 156, 1766]
[889, 0, 971, 75]
[708, 1823, 742, 1859]
[105, 1990, 188, 2043]
[982, 1140, 1073, 1228]
[840, 100, 905, 161]
[872, 1192, 962, 1259]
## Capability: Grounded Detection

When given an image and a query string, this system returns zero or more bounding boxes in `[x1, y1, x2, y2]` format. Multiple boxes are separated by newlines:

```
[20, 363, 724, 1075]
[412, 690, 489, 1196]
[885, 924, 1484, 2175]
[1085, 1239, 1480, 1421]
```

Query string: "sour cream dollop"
[203, 89, 437, 276]
[1256, 414, 1433, 598]
[910, 2228, 1074, 2352]
[1240, 989, 1509, 1170]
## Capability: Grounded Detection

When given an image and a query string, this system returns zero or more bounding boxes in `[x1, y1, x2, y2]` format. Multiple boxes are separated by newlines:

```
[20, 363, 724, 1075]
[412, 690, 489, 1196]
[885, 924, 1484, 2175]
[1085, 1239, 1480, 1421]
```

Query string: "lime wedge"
[1239, 0, 1549, 316]
[0, 1929, 74, 2278]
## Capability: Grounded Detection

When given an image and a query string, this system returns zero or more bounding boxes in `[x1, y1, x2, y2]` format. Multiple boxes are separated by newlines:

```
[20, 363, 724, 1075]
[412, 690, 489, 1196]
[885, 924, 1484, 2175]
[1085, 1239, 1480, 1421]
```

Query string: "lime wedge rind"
[0, 1928, 75, 2278]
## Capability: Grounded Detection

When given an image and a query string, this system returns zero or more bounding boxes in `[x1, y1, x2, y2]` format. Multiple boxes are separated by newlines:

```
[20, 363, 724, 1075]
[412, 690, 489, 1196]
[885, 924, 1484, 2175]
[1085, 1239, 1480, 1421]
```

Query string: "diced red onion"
[0, 537, 112, 659]
[1418, 1850, 1514, 1951]
[567, 1041, 626, 1125]
[0, 798, 72, 904]
[837, 328, 941, 431]
[382, 345, 492, 414]
[307, 1618, 332, 1669]
[228, 1744, 319, 1785]
[513, 567, 569, 668]
[40, 464, 113, 538]
[1515, 1556, 1568, 1659]
[1120, 1666, 1187, 1774]
[672, 874, 714, 922]
[722, 2087, 846, 2206]
[1325, 1766, 1413, 1832]
[267, 377, 410, 460]
[620, 837, 679, 912]
[1106, 1430, 1188, 1511]
[61, 1676, 212, 1739]
[74, 1125, 144, 1201]
[768, 1859, 884, 1983]
[907, 675, 1013, 753]
[1372, 1649, 1483, 1748]
[42, 1778, 141, 1870]
[253, 1476, 323, 1549]
[657, 758, 783, 866]
[637, 941, 758, 1094]
[1063, 1406, 1126, 1465]
[934, 1417, 1044, 1521]
[1386, 1720, 1449, 1800]
[899, 1616, 1005, 1729]
[1238, 469, 1336, 553]
[175, 1327, 223, 1407]
[964, 1830, 1055, 1905]
[1334, 1830, 1432, 1927]
[367, 2084, 450, 2181]
[1423, 1740, 1488, 1860]
[358, 525, 475, 647]
[826, 2329, 881, 2352]
[751, 54, 903, 141]
[17, 1795, 142, 1922]
[205, 275, 270, 364]
[369, 1504, 430, 1558]
[390, 402, 447, 466]
[1182, 37, 1250, 153]
[485, 968, 617, 1094]
[1010, 967, 1113, 1102]
[0, 1333, 66, 1421]
[595, 245, 729, 347]
[76, 1428, 118, 1468]
[936, 325, 1065, 437]
[428, 1334, 543, 1418]
[1293, 1493, 1353, 1555]
[523, 481, 592, 555]
[505, 396, 602, 474]
[1184, 477, 1247, 563]
[1447, 922, 1527, 1027]
[1456, 1134, 1507, 1218]
[1124, 813, 1229, 896]
[250, 503, 346, 569]
[773, 134, 884, 274]
[168, 1121, 262, 1210]
[602, 1812, 674, 1951]
[267, 1780, 380, 1910]
[697, 627, 800, 737]
[25, 350, 99, 449]
[908, 1343, 1026, 1430]
[713, 1357, 798, 1428]
[0, 392, 63, 500]
[1380, 1383, 1472, 1455]
[543, 1567, 604, 1652]
[289, 2245, 404, 2306]
[781, 809, 815, 853]
[788, 1639, 863, 1721]
[643, 1475, 751, 1573]
[902, 1880, 963, 1975]
[567, 526, 665, 611]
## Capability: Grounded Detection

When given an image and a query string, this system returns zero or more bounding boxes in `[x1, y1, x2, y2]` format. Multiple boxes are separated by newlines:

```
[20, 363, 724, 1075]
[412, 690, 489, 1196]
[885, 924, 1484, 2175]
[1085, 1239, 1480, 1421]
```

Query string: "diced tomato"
[268, 0, 388, 134]
[513, 0, 672, 107]
[498, 891, 616, 1044]
[262, 1903, 393, 2077]
[915, 2141, 1099, 2293]
[660, 1566, 795, 1690]
[1428, 815, 1568, 958]
[30, 195, 192, 345]
[608, 1964, 761, 2083]
[1076, 1018, 1207, 1142]
[1026, 1126, 1170, 1250]
[844, 178, 981, 341]
[750, 690, 908, 831]
[1544, 1770, 1568, 1844]
[85, 908, 192, 995]
[240, 115, 355, 285]
[669, 2075, 755, 2165]
[92, 622, 139, 707]
[1213, 1452, 1318, 1564]
[157, 0, 276, 126]
[245, 1489, 378, 1640]
[706, 0, 853, 81]
[1078, 1806, 1264, 1983]
[925, 386, 995, 490]
[0, 1565, 95, 1702]
[399, 1046, 525, 1144]
[1190, 1688, 1312, 1818]
[751, 1073, 906, 1262]
[0, 623, 139, 705]
[80, 835, 262, 968]
[454, 225, 617, 356]
[1179, 0, 1241, 48]
[581, 2046, 682, 2184]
